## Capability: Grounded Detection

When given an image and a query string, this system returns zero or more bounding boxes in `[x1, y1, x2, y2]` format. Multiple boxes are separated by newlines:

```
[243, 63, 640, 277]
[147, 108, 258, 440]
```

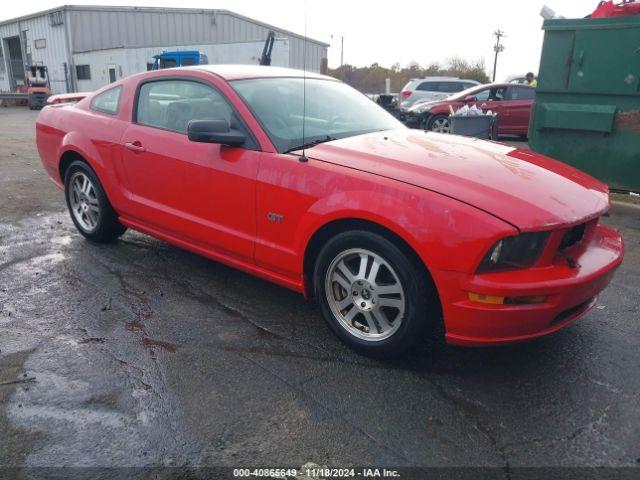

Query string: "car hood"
[307, 129, 609, 230]
[408, 100, 439, 112]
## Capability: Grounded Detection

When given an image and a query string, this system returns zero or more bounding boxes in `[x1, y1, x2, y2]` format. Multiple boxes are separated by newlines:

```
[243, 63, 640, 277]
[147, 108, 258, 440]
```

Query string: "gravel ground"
[0, 106, 639, 478]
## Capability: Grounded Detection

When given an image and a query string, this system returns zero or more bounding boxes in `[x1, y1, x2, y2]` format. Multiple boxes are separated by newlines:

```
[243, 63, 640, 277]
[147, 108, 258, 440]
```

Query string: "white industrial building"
[0, 5, 329, 94]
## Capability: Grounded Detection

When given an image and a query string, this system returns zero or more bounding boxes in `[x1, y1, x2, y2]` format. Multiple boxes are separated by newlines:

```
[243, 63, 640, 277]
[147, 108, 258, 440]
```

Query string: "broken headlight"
[477, 232, 550, 273]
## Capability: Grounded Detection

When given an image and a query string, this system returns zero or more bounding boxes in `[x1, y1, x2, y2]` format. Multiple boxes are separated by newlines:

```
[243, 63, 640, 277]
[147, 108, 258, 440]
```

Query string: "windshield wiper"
[284, 135, 337, 154]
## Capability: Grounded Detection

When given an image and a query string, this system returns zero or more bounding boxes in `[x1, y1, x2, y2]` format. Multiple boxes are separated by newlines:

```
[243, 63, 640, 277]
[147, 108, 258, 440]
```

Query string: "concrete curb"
[611, 200, 640, 215]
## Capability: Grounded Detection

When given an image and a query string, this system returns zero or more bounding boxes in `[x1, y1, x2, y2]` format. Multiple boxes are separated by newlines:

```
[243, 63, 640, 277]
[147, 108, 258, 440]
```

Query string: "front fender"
[296, 186, 516, 277]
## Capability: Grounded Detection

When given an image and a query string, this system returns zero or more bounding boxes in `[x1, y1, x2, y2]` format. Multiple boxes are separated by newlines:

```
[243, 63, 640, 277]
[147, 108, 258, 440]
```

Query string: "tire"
[313, 230, 438, 357]
[64, 160, 126, 242]
[428, 114, 451, 134]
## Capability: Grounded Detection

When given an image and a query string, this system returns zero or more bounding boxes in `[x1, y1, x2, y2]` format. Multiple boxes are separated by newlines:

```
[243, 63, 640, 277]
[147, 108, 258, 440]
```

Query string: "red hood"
[307, 129, 609, 230]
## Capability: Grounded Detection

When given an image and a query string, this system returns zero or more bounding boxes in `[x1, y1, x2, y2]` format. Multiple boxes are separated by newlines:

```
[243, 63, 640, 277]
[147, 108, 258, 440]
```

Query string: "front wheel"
[64, 161, 126, 242]
[428, 114, 451, 134]
[314, 231, 438, 357]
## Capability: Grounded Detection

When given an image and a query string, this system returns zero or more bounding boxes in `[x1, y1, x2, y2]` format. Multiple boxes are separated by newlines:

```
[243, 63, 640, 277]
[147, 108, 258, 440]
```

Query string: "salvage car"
[404, 82, 535, 135]
[36, 66, 624, 356]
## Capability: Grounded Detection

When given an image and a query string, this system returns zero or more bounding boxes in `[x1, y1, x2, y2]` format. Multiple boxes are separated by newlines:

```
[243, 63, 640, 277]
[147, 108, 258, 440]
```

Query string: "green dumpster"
[529, 15, 640, 192]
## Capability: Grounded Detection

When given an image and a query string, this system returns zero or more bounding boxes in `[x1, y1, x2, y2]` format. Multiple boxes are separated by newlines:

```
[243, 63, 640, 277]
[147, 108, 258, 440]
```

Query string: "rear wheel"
[64, 161, 126, 242]
[428, 114, 451, 134]
[314, 230, 437, 357]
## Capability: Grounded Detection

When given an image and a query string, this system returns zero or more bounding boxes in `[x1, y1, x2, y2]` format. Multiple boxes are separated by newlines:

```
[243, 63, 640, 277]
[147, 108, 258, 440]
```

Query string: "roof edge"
[0, 5, 330, 47]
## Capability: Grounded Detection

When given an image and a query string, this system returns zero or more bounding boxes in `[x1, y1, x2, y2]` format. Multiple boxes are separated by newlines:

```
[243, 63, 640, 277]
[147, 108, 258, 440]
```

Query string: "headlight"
[412, 104, 432, 114]
[477, 232, 549, 273]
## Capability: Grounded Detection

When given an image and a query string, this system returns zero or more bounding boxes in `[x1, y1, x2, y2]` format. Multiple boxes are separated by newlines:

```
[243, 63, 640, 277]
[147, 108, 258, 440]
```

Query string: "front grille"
[559, 223, 586, 251]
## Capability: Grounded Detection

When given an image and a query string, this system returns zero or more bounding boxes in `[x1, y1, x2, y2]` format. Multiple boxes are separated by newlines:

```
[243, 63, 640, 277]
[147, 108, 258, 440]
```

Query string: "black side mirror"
[187, 119, 246, 147]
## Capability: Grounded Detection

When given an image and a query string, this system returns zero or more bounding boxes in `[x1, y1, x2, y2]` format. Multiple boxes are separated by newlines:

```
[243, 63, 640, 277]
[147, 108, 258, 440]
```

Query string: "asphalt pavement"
[0, 107, 639, 477]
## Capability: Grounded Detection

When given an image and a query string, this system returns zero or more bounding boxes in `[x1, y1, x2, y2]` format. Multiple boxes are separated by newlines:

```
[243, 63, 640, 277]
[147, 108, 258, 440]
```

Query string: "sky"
[1, 0, 600, 80]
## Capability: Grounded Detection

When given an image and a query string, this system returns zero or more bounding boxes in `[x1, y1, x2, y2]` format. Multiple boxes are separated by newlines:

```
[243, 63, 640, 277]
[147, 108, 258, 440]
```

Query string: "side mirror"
[464, 95, 477, 103]
[187, 119, 246, 147]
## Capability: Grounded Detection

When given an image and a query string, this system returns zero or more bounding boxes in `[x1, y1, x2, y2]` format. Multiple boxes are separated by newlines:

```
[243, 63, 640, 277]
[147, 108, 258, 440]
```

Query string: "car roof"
[410, 76, 467, 81]
[190, 64, 335, 81]
[476, 82, 533, 89]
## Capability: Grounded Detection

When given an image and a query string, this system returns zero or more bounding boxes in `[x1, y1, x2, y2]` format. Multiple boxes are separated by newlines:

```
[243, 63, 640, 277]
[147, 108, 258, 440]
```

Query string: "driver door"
[119, 78, 260, 261]
[473, 86, 509, 134]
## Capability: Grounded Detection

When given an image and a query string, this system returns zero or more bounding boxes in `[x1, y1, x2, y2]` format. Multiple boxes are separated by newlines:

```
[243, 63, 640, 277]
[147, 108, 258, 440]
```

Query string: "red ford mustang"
[36, 65, 624, 357]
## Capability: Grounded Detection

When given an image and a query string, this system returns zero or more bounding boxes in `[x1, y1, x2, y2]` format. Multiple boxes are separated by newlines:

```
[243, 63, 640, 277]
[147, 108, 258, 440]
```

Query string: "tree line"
[328, 57, 490, 94]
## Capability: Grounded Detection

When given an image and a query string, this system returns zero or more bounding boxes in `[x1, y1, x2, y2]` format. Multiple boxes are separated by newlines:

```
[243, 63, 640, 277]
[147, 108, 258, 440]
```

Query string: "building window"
[34, 39, 46, 49]
[48, 11, 64, 26]
[76, 65, 91, 80]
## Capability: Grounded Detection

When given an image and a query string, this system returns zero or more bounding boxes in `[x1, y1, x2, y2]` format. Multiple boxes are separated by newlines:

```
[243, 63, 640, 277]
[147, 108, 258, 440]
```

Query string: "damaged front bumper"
[433, 221, 624, 347]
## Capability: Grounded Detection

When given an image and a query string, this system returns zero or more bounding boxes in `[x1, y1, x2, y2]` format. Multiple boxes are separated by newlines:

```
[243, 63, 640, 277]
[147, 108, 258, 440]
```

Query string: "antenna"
[299, 0, 308, 162]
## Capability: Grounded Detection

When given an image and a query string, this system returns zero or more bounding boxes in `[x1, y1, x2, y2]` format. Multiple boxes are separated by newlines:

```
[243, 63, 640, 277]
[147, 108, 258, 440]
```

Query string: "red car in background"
[35, 66, 622, 357]
[403, 83, 535, 136]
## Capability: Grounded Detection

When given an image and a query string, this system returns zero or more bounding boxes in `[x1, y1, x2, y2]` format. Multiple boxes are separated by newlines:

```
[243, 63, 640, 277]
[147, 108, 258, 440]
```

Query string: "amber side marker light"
[468, 293, 548, 305]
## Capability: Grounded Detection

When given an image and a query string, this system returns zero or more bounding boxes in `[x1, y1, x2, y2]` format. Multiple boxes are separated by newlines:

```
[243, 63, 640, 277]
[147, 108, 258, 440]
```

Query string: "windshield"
[232, 77, 404, 153]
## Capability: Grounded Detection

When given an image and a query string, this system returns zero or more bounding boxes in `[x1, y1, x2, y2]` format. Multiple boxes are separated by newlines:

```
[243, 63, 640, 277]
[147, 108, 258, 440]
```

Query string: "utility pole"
[331, 34, 345, 67]
[492, 29, 506, 82]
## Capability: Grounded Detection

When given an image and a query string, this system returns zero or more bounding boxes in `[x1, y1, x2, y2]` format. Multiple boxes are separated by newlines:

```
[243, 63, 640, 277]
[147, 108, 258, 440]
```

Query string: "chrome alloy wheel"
[325, 248, 406, 342]
[69, 171, 100, 233]
[431, 117, 451, 133]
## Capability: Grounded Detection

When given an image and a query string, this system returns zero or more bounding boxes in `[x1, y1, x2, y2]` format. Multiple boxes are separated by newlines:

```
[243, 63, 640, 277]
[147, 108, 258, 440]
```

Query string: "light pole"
[492, 29, 506, 82]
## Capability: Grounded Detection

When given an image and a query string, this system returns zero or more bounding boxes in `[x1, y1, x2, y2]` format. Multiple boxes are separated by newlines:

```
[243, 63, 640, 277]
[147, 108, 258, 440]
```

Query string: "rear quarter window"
[90, 86, 122, 115]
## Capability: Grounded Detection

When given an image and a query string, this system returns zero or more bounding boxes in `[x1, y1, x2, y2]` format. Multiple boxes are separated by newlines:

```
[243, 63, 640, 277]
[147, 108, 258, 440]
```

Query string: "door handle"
[124, 141, 146, 153]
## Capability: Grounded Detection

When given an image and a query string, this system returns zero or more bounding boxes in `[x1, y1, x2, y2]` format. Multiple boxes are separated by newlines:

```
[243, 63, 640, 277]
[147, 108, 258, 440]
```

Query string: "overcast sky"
[1, 0, 598, 79]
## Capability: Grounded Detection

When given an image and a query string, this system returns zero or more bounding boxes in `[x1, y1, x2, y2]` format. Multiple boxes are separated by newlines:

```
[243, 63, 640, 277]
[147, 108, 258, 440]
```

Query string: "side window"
[439, 82, 464, 93]
[91, 86, 122, 115]
[417, 82, 438, 91]
[474, 89, 491, 101]
[489, 87, 509, 101]
[159, 58, 177, 69]
[510, 87, 535, 100]
[136, 80, 234, 134]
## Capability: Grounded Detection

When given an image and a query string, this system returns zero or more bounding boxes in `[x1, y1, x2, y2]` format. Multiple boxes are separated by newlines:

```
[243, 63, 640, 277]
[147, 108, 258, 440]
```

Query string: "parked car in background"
[399, 77, 481, 113]
[36, 66, 622, 357]
[403, 83, 535, 136]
